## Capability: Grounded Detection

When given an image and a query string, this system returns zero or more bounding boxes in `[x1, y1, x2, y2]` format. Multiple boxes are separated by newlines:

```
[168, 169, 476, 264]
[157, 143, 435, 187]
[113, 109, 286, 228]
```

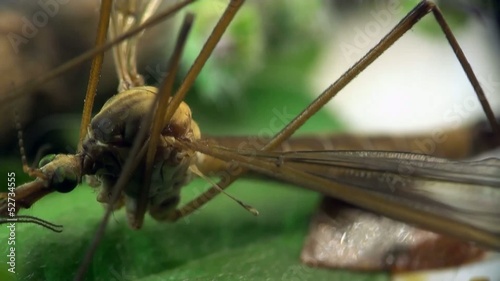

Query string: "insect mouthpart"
[38, 154, 56, 168]
[40, 154, 82, 193]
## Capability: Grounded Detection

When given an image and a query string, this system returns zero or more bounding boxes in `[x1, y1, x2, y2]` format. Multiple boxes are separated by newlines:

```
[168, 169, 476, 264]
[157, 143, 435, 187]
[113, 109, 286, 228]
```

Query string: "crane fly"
[0, 0, 499, 280]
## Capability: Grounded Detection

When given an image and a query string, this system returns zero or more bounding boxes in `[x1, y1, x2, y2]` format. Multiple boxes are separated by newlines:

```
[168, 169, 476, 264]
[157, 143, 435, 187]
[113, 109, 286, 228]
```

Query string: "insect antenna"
[0, 215, 63, 233]
[14, 110, 45, 180]
[189, 165, 259, 216]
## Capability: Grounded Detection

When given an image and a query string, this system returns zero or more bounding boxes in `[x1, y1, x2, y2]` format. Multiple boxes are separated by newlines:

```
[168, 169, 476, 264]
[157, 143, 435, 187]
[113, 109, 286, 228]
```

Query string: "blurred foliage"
[181, 0, 327, 111]
[180, 0, 265, 109]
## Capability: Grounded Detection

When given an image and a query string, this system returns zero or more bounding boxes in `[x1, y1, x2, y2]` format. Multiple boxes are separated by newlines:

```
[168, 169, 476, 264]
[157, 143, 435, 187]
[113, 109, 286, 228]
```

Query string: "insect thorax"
[81, 86, 201, 225]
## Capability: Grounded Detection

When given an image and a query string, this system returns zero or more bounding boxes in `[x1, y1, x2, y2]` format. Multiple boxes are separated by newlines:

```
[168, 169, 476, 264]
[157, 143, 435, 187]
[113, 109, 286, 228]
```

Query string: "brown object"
[301, 197, 487, 272]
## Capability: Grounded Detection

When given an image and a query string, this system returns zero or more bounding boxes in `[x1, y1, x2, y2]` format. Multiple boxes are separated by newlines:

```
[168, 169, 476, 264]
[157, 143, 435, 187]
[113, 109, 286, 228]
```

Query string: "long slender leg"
[163, 0, 245, 124]
[430, 6, 500, 137]
[76, 1, 245, 279]
[144, 0, 245, 222]
[169, 0, 500, 220]
[134, 14, 194, 229]
[75, 0, 244, 280]
[75, 3, 197, 280]
[77, 0, 112, 150]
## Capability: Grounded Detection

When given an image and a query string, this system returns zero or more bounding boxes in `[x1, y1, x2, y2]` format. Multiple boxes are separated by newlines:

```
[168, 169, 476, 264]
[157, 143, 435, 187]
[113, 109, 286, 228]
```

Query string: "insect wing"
[186, 139, 500, 249]
[247, 150, 500, 234]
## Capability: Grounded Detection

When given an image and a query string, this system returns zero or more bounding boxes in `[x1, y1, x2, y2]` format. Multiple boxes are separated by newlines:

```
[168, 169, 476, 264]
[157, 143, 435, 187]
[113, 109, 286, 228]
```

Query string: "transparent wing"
[251, 150, 500, 233]
[186, 139, 500, 249]
[109, 0, 161, 91]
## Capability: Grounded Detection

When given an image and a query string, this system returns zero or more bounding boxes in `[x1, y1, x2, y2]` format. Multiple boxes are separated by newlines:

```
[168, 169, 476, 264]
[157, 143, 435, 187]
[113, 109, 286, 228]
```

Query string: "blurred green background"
[0, 0, 498, 280]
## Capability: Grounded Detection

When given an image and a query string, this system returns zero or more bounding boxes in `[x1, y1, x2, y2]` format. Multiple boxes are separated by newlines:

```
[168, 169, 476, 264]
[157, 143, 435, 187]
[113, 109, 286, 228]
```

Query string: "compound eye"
[51, 167, 78, 193]
[39, 154, 56, 168]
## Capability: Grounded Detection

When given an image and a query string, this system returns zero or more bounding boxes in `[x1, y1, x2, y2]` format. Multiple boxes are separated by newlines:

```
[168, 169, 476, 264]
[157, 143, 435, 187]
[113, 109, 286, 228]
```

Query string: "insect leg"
[78, 0, 112, 149]
[14, 110, 45, 179]
[169, 0, 499, 220]
[428, 3, 500, 137]
[76, 1, 212, 275]
[162, 0, 245, 124]
[135, 13, 195, 229]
